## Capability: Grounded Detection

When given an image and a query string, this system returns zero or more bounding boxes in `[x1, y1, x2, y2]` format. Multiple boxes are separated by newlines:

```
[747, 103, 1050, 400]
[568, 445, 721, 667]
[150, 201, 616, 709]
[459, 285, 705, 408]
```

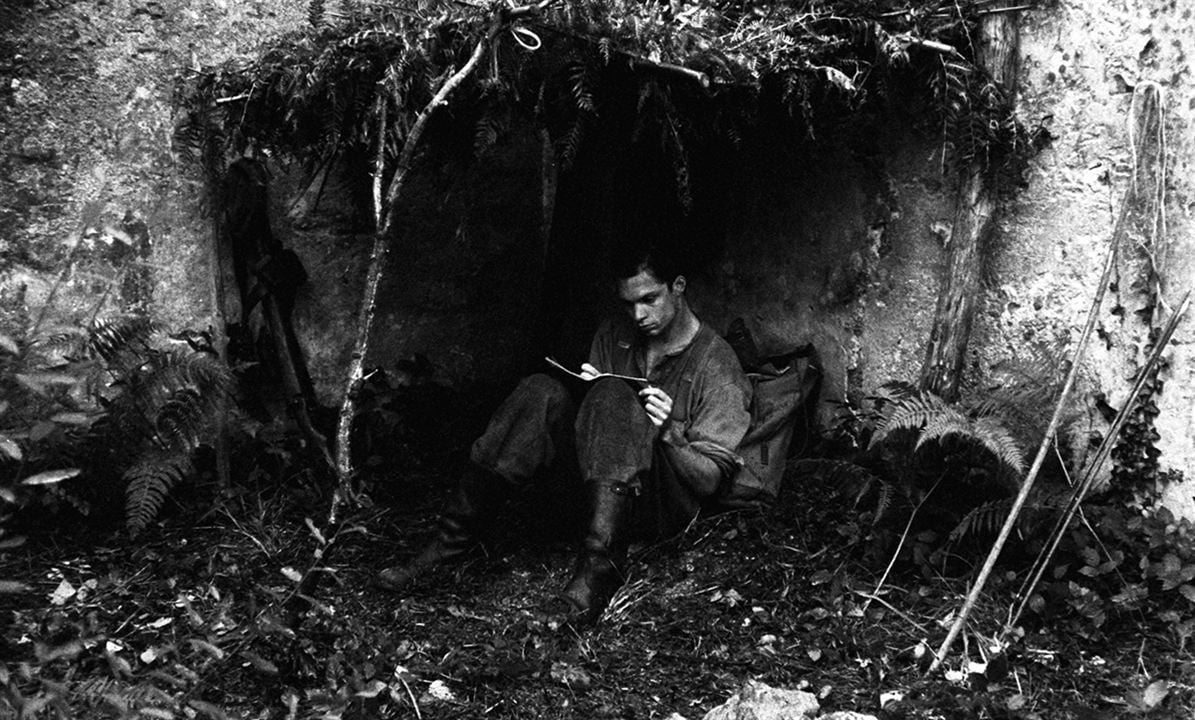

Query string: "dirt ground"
[1, 447, 1192, 719]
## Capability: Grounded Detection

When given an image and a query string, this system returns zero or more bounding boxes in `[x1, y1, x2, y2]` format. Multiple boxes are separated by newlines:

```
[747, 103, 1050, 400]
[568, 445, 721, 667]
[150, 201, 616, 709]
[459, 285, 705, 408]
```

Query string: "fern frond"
[871, 391, 948, 448]
[873, 480, 895, 525]
[914, 408, 972, 451]
[308, 0, 326, 29]
[557, 117, 586, 171]
[124, 452, 192, 536]
[949, 496, 1015, 541]
[87, 316, 158, 360]
[971, 416, 1026, 478]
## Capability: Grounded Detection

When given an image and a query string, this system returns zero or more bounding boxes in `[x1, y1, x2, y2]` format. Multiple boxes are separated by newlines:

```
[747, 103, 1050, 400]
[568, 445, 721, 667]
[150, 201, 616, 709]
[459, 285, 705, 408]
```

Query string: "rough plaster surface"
[4, 0, 1195, 511]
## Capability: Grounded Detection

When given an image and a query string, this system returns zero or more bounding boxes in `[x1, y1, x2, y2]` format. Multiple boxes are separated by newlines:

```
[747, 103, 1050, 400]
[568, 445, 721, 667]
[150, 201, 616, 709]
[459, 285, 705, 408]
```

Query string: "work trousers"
[469, 374, 702, 542]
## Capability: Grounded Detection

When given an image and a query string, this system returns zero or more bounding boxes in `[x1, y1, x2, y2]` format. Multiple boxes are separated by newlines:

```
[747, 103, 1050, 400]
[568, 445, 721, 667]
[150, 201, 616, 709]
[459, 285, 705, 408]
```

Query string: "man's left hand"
[638, 386, 673, 428]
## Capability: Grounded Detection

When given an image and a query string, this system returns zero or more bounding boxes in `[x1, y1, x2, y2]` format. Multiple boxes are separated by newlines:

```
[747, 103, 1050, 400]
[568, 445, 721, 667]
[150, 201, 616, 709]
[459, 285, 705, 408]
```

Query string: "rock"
[703, 680, 820, 720]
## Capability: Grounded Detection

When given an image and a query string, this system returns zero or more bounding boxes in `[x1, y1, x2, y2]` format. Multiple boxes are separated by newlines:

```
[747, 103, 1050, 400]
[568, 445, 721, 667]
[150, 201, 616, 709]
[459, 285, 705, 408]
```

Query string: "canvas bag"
[719, 324, 820, 508]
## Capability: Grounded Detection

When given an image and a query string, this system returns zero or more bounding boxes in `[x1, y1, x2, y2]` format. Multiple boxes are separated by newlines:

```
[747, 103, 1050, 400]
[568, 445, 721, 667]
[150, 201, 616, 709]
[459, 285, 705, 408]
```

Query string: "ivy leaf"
[1179, 584, 1195, 604]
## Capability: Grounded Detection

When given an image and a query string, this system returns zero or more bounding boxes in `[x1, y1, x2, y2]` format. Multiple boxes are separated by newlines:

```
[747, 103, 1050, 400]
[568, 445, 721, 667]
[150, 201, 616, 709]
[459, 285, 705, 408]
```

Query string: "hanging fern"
[124, 451, 192, 536]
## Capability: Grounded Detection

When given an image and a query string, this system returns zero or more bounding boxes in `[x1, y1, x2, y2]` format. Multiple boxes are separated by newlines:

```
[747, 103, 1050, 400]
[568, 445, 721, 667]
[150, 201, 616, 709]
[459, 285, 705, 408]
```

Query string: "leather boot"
[558, 480, 636, 625]
[376, 466, 510, 592]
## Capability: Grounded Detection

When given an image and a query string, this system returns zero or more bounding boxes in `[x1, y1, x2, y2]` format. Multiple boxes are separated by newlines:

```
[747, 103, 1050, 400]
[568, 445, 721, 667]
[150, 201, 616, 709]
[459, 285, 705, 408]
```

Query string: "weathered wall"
[0, 0, 305, 338]
[4, 0, 1195, 510]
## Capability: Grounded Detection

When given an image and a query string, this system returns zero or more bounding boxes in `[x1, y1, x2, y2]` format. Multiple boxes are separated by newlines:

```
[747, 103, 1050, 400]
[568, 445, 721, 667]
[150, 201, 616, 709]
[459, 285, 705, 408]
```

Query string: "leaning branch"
[329, 0, 558, 524]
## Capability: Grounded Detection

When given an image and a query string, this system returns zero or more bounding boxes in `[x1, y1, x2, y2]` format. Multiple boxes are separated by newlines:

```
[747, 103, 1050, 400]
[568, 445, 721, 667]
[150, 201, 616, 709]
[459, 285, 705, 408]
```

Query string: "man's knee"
[576, 378, 652, 436]
[583, 377, 640, 405]
[513, 373, 571, 405]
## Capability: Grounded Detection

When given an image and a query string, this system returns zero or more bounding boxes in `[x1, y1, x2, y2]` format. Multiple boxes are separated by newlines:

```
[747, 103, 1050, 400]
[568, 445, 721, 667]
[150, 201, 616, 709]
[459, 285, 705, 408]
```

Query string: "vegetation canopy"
[175, 0, 1039, 205]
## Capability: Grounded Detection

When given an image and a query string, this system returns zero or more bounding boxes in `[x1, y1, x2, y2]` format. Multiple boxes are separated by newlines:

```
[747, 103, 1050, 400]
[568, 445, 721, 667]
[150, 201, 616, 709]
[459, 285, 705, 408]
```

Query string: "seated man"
[377, 243, 752, 623]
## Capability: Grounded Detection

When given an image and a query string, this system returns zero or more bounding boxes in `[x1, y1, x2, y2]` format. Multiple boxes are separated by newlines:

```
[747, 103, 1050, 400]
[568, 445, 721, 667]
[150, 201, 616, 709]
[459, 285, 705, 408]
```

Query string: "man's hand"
[579, 362, 601, 381]
[638, 386, 673, 428]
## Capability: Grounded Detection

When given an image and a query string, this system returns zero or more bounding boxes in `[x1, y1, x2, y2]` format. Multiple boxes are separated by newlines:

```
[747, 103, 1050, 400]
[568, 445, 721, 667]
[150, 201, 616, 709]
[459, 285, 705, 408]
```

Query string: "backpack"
[719, 321, 820, 509]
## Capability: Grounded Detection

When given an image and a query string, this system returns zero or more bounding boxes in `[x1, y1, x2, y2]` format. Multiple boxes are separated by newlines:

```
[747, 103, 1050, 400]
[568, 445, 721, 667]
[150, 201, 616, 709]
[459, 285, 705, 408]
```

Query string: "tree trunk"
[919, 8, 1019, 400]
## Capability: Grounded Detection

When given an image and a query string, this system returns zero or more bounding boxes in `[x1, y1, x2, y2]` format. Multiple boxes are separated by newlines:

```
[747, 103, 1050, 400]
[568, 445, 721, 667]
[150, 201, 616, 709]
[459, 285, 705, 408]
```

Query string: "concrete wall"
[4, 0, 1194, 511]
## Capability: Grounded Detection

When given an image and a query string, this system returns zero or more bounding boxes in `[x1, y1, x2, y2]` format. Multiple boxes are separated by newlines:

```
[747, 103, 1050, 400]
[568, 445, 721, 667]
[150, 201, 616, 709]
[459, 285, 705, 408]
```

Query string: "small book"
[545, 357, 649, 385]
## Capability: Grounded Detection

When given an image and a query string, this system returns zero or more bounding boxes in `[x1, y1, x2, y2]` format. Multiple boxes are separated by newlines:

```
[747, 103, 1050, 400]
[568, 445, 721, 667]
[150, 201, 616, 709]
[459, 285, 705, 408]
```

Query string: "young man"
[377, 245, 751, 624]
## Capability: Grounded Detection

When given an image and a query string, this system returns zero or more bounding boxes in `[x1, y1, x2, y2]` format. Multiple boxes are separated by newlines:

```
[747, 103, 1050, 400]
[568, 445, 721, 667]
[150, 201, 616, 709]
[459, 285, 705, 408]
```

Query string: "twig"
[864, 473, 945, 614]
[851, 590, 931, 635]
[397, 672, 423, 720]
[975, 4, 1034, 15]
[908, 38, 964, 57]
[214, 93, 251, 104]
[532, 23, 712, 88]
[928, 205, 1121, 673]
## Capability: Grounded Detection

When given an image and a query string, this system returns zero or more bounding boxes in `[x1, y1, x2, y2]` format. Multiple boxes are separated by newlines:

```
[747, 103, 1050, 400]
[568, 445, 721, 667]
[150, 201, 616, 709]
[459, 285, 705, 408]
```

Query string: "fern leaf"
[914, 407, 972, 451]
[971, 416, 1026, 478]
[124, 452, 191, 537]
[871, 391, 948, 448]
[873, 480, 895, 525]
[950, 497, 1015, 542]
[87, 317, 158, 364]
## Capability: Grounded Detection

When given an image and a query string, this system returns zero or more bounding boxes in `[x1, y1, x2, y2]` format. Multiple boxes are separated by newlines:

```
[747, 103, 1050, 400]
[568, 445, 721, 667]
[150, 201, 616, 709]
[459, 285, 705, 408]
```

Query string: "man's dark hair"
[609, 239, 684, 287]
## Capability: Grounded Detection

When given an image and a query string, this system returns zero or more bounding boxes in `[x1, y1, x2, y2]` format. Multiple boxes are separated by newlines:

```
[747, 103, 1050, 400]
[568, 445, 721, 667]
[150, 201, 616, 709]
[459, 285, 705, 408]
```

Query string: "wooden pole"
[920, 6, 1019, 401]
[927, 222, 1117, 673]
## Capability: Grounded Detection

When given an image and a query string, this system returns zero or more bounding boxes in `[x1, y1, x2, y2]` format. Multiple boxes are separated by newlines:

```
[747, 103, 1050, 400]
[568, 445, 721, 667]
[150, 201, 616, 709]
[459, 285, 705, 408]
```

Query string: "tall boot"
[559, 480, 636, 625]
[376, 465, 510, 592]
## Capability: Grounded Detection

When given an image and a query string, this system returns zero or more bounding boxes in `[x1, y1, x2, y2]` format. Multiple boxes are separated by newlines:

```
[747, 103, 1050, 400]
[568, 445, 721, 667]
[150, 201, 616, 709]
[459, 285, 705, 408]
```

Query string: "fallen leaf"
[0, 435, 21, 461]
[22, 468, 81, 486]
[241, 650, 278, 675]
[0, 334, 19, 355]
[49, 412, 92, 425]
[806, 648, 822, 662]
[1142, 679, 1169, 709]
[280, 566, 302, 582]
[423, 679, 456, 703]
[0, 580, 31, 594]
[188, 638, 225, 660]
[550, 661, 593, 691]
[188, 699, 230, 720]
[49, 578, 76, 605]
[356, 679, 388, 698]
[0, 536, 27, 551]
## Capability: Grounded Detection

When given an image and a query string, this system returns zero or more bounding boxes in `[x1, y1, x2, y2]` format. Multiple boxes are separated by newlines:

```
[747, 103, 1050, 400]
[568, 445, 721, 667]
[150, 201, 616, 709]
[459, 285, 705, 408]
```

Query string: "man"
[377, 244, 752, 624]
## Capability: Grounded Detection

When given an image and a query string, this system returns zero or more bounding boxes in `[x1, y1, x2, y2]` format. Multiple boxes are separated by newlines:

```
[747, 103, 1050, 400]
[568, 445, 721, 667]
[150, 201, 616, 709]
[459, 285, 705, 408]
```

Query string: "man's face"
[617, 269, 685, 337]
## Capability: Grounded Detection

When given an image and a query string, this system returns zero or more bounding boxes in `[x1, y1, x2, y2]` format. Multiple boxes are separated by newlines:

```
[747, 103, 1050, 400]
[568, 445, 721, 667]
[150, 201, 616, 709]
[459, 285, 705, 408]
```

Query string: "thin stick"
[331, 0, 560, 524]
[928, 218, 1120, 673]
[1005, 291, 1190, 632]
[851, 590, 931, 635]
[371, 91, 388, 229]
[863, 473, 946, 614]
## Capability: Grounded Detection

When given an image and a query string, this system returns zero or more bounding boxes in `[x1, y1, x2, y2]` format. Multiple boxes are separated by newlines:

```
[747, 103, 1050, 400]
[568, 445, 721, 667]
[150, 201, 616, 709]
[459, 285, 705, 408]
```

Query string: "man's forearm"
[658, 422, 731, 497]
